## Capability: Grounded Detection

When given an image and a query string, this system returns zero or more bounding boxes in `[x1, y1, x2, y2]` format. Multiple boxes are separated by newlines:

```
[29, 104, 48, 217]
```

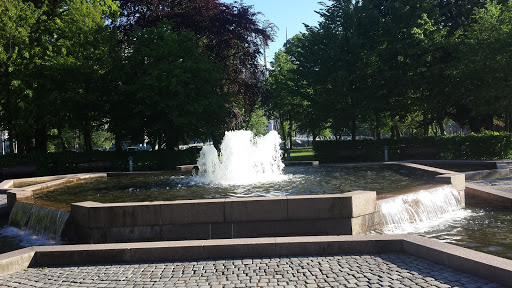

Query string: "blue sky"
[225, 0, 324, 65]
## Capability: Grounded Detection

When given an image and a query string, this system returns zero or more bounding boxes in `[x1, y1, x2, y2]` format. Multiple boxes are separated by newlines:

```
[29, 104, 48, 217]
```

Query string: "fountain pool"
[25, 165, 436, 211]
[1, 131, 511, 262]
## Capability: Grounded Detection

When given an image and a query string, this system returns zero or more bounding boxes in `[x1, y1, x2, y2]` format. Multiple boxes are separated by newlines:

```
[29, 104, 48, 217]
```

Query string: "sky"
[225, 0, 324, 65]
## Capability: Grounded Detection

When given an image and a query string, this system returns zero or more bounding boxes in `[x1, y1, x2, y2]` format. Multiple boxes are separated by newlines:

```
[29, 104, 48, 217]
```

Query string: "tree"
[115, 0, 275, 131]
[0, 0, 120, 153]
[454, 1, 512, 132]
[273, 0, 450, 140]
[43, 0, 120, 152]
[0, 0, 39, 152]
[120, 21, 230, 149]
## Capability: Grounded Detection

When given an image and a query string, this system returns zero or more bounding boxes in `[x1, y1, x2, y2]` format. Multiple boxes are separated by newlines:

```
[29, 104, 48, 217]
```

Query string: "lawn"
[288, 147, 315, 161]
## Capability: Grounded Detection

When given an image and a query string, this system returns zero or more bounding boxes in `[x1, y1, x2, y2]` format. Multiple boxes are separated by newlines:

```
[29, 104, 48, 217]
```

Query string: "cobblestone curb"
[1, 235, 511, 286]
[0, 253, 505, 288]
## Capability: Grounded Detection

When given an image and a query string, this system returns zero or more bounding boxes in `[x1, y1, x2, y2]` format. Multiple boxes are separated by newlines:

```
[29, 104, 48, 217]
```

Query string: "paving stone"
[0, 254, 505, 288]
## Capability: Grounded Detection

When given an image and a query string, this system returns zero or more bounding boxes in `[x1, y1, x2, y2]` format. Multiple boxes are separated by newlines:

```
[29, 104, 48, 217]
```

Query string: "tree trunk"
[34, 123, 48, 153]
[351, 118, 357, 141]
[83, 125, 93, 152]
[279, 117, 286, 146]
[375, 114, 381, 140]
[288, 119, 293, 150]
[57, 128, 67, 151]
[115, 133, 123, 151]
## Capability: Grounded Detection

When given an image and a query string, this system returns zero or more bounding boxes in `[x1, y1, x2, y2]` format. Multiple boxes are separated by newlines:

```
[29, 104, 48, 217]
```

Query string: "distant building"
[266, 120, 278, 133]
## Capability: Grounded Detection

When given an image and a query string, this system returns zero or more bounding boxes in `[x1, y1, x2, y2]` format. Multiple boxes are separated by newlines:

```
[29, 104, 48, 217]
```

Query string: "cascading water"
[197, 130, 287, 185]
[378, 185, 470, 234]
[2, 201, 69, 245]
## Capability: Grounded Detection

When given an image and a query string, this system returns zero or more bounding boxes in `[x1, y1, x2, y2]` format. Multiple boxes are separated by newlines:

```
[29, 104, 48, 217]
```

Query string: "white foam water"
[197, 130, 287, 185]
[378, 185, 472, 234]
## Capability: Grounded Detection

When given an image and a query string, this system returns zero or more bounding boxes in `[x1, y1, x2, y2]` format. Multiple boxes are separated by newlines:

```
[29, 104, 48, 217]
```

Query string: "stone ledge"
[465, 183, 512, 209]
[1, 235, 511, 286]
[176, 165, 198, 171]
[0, 247, 35, 276]
[282, 161, 319, 166]
[71, 191, 378, 242]
[403, 235, 512, 286]
[4, 173, 108, 212]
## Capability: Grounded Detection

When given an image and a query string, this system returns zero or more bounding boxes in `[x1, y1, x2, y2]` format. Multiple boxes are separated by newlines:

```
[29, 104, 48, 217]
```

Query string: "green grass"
[288, 147, 315, 161]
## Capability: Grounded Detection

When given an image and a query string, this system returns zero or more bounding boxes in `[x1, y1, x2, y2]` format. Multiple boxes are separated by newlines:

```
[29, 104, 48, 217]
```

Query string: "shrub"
[313, 133, 512, 162]
[0, 149, 200, 177]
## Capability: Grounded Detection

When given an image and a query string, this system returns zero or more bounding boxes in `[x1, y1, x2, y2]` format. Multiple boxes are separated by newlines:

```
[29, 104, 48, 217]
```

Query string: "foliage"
[117, 21, 229, 149]
[0, 0, 39, 151]
[245, 105, 268, 137]
[0, 149, 200, 176]
[0, 0, 120, 153]
[313, 133, 512, 162]
[454, 1, 512, 123]
[266, 0, 512, 141]
[115, 0, 275, 129]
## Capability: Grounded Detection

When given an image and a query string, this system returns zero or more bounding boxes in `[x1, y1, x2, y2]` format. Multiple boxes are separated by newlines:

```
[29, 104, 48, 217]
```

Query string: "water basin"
[28, 165, 436, 211]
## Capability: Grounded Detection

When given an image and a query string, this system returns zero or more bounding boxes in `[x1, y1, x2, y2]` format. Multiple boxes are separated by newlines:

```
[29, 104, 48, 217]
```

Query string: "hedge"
[0, 148, 200, 177]
[313, 133, 512, 163]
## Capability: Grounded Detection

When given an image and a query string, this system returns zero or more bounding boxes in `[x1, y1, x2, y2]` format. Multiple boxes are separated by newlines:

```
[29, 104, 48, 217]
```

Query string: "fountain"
[197, 130, 286, 185]
[1, 130, 511, 260]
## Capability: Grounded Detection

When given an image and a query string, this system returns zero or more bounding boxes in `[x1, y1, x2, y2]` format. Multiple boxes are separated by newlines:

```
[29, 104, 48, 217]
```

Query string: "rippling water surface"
[31, 165, 434, 210]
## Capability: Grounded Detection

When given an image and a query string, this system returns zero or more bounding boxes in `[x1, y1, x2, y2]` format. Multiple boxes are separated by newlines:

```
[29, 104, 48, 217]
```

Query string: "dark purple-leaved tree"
[115, 0, 275, 135]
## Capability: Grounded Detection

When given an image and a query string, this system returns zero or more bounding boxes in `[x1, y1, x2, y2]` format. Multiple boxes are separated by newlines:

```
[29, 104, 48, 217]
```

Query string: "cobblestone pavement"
[0, 254, 505, 288]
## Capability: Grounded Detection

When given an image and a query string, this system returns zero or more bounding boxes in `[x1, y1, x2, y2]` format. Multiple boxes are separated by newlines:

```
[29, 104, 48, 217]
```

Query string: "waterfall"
[378, 185, 466, 234]
[8, 202, 69, 240]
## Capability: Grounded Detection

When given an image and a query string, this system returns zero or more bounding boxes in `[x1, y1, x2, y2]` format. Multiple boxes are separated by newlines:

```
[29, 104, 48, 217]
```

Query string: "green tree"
[45, 0, 120, 152]
[455, 1, 512, 132]
[0, 0, 39, 152]
[120, 21, 230, 149]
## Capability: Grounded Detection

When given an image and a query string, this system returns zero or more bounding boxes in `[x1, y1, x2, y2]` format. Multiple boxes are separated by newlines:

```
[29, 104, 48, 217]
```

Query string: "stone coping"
[0, 235, 511, 286]
[71, 191, 379, 243]
[465, 183, 512, 209]
[282, 160, 319, 166]
[106, 171, 167, 177]
[176, 165, 198, 171]
[1, 173, 108, 211]
[411, 160, 510, 180]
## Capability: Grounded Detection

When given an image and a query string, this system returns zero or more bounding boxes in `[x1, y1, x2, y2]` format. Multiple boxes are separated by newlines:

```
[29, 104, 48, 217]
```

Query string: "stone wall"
[70, 191, 380, 244]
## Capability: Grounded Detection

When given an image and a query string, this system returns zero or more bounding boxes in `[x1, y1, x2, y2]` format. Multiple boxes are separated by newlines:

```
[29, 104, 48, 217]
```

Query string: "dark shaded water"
[0, 216, 23, 254]
[31, 166, 434, 210]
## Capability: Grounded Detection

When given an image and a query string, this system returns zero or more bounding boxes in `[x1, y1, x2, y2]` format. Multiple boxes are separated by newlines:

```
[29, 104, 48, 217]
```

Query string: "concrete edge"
[465, 183, 512, 208]
[0, 247, 36, 276]
[1, 235, 511, 286]
[282, 161, 320, 166]
[4, 173, 108, 211]
[403, 235, 512, 286]
[107, 171, 167, 177]
[0, 180, 13, 190]
[176, 165, 198, 171]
